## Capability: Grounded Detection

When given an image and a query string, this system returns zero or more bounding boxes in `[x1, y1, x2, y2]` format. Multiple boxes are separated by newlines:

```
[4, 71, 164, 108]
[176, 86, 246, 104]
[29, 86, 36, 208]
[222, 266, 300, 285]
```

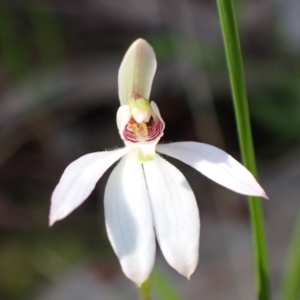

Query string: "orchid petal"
[104, 151, 155, 285]
[143, 154, 200, 278]
[157, 142, 268, 198]
[116, 104, 130, 133]
[50, 148, 129, 226]
[150, 101, 163, 122]
[118, 39, 156, 105]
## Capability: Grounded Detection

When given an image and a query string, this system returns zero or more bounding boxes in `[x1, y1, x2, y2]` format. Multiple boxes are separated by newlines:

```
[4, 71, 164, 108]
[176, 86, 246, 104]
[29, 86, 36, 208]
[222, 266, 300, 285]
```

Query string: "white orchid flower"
[50, 39, 268, 286]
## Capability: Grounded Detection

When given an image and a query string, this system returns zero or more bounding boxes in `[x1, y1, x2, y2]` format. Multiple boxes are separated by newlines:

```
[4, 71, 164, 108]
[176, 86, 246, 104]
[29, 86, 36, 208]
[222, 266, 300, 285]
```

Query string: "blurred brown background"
[1, 0, 300, 299]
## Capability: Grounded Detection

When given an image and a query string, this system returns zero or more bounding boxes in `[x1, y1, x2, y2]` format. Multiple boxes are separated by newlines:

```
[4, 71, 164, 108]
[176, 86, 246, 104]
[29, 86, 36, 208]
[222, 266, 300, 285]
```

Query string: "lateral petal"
[104, 151, 155, 285]
[50, 148, 129, 226]
[118, 39, 156, 105]
[116, 104, 130, 133]
[157, 142, 268, 198]
[143, 154, 200, 278]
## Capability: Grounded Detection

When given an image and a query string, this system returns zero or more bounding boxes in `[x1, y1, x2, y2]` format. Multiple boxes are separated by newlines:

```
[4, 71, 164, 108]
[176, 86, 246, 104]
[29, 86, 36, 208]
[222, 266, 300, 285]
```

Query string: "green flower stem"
[216, 1, 270, 299]
[280, 207, 300, 300]
[152, 267, 183, 300]
[139, 278, 152, 300]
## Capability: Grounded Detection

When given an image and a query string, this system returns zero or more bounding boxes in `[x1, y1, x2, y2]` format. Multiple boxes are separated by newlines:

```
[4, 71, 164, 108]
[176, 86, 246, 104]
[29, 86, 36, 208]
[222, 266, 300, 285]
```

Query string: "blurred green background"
[1, 0, 300, 299]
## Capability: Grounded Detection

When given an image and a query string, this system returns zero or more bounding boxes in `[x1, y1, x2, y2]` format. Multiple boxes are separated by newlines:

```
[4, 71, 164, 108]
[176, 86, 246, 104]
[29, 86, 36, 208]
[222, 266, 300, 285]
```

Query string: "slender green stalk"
[216, 1, 270, 299]
[139, 278, 152, 300]
[280, 207, 300, 300]
[152, 267, 183, 300]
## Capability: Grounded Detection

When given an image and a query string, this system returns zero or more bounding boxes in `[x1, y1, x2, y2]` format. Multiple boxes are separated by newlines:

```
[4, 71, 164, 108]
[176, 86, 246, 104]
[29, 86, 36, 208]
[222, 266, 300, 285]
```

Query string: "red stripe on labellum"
[123, 116, 164, 143]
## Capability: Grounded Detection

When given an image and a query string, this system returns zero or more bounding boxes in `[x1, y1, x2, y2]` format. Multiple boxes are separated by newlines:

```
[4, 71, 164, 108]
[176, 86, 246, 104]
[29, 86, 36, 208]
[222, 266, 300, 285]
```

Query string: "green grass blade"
[216, 1, 270, 299]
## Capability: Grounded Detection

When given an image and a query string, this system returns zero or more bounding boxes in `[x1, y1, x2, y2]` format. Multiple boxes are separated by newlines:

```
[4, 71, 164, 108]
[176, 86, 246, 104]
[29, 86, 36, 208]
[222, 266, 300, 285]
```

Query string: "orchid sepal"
[118, 38, 156, 105]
